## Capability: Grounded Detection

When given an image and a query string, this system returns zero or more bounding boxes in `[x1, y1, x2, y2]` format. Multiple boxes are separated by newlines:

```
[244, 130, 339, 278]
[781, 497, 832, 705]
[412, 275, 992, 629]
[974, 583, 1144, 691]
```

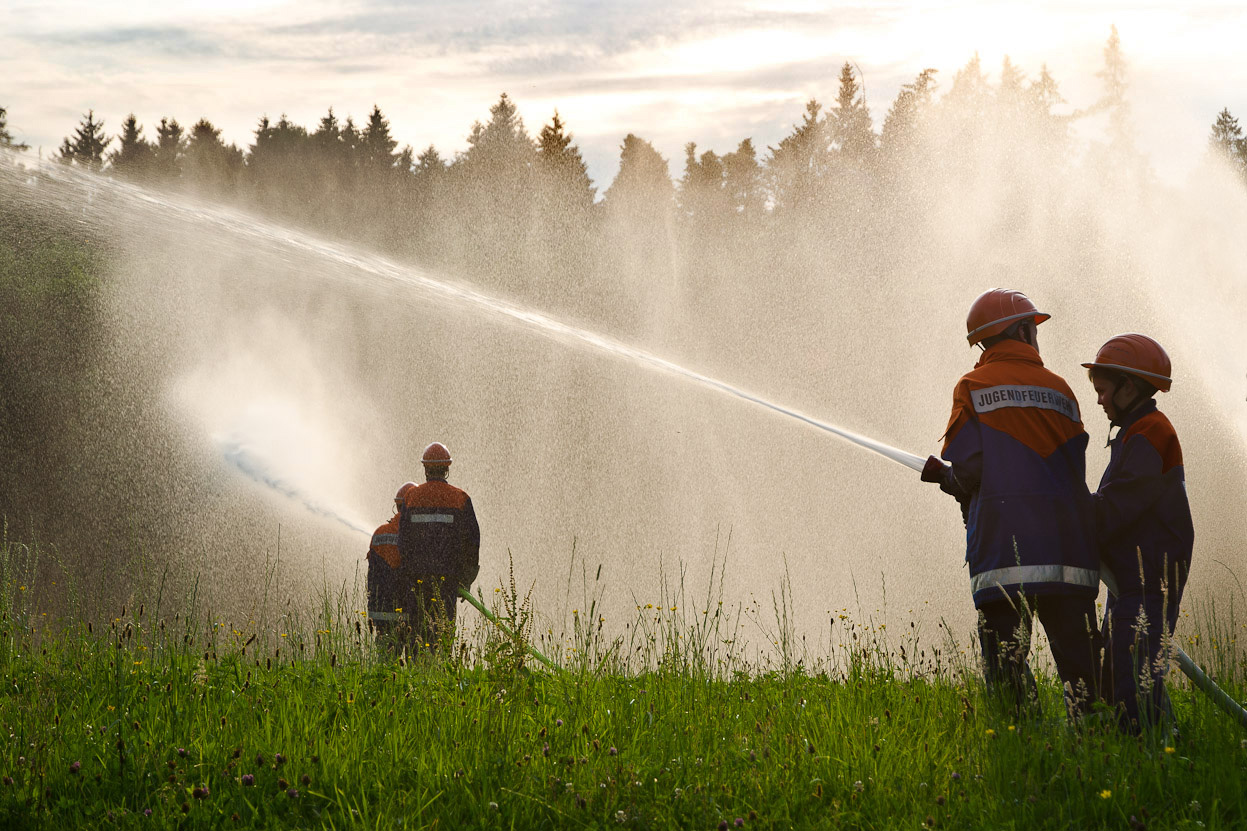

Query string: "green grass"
[1, 535, 1245, 830]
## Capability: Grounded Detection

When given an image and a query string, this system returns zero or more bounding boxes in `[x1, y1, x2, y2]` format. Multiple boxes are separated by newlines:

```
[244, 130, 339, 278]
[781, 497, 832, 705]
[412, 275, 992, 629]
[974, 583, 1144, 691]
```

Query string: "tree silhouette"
[109, 114, 153, 178]
[184, 118, 244, 195]
[1208, 109, 1247, 183]
[536, 110, 595, 209]
[832, 62, 876, 167]
[153, 117, 185, 181]
[767, 99, 831, 214]
[58, 110, 110, 170]
[360, 105, 399, 171]
[1097, 25, 1132, 150]
[0, 106, 30, 152]
[604, 133, 671, 218]
[880, 68, 937, 164]
[678, 142, 728, 228]
[722, 138, 764, 222]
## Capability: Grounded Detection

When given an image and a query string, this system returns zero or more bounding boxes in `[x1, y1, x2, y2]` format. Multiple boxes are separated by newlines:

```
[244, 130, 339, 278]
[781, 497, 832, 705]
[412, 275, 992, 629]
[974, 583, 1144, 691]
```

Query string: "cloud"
[35, 26, 227, 59]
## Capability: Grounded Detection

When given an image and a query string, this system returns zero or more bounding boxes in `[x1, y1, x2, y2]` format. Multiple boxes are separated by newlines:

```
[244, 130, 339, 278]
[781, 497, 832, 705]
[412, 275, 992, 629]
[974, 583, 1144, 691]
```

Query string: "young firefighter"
[396, 442, 481, 652]
[366, 482, 416, 644]
[922, 288, 1100, 717]
[1083, 334, 1194, 732]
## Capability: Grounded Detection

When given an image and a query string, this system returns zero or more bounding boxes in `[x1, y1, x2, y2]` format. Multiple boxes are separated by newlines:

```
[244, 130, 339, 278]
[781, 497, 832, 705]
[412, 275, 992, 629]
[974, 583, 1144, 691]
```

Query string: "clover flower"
[241, 774, 255, 786]
[69, 761, 81, 774]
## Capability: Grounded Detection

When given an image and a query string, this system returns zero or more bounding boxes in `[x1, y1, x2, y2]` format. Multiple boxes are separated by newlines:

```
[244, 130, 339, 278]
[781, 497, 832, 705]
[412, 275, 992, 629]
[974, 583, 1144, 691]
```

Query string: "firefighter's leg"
[977, 598, 1040, 717]
[1036, 594, 1102, 719]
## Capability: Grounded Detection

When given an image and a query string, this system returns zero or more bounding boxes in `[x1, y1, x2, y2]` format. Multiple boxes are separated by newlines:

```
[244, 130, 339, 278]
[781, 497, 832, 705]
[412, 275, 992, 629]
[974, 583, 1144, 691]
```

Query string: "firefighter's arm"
[459, 496, 481, 589]
[925, 385, 980, 522]
[1092, 434, 1170, 544]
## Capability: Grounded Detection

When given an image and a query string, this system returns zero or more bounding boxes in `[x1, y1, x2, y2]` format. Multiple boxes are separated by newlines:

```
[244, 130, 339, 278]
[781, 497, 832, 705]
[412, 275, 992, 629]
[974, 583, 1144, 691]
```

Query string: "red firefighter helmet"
[421, 442, 452, 467]
[394, 481, 417, 504]
[1081, 333, 1172, 392]
[965, 289, 1051, 345]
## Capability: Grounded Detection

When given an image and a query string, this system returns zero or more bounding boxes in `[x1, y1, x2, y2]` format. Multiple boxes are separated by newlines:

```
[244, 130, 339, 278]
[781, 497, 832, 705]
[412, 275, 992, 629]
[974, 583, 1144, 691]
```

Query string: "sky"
[3, 1, 1246, 189]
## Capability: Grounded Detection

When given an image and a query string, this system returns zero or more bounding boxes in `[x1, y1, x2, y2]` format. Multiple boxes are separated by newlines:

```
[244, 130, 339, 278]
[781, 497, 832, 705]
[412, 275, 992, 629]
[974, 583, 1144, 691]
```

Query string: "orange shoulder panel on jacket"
[1123, 410, 1183, 473]
[953, 359, 1084, 458]
[403, 480, 469, 510]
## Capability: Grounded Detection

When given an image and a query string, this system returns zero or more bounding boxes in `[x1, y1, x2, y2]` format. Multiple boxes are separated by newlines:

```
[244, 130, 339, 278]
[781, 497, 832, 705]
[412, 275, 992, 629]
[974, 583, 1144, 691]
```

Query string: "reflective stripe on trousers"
[970, 564, 1099, 595]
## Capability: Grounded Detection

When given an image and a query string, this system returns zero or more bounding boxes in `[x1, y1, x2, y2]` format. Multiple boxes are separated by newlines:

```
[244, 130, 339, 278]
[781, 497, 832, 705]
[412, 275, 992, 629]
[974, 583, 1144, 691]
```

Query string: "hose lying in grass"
[456, 586, 563, 673]
[1100, 565, 1247, 730]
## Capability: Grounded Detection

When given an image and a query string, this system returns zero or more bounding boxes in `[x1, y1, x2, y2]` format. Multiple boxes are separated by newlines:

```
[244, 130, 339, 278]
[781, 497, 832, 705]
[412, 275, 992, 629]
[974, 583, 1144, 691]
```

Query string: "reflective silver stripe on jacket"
[410, 514, 454, 524]
[970, 384, 1080, 423]
[370, 533, 399, 546]
[970, 565, 1099, 594]
[369, 611, 409, 622]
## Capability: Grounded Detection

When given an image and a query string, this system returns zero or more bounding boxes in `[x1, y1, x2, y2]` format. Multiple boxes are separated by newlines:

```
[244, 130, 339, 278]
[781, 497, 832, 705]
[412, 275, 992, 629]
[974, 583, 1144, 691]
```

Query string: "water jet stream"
[12, 162, 926, 476]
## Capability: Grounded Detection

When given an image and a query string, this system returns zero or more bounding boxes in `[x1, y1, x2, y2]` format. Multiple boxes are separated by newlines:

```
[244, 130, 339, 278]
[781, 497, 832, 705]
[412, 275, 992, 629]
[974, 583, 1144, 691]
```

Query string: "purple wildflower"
[735, 820, 745, 828]
[241, 774, 255, 787]
[275, 753, 286, 766]
[178, 748, 188, 758]
[951, 772, 961, 781]
[556, 719, 564, 727]
[69, 761, 81, 774]
[608, 747, 618, 756]
[192, 786, 209, 800]
[286, 788, 298, 798]
[144, 809, 152, 817]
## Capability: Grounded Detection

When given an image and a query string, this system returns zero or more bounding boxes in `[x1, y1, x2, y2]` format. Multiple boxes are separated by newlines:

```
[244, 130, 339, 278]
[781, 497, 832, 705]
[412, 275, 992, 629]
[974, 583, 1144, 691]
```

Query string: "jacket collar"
[975, 338, 1043, 369]
[1110, 397, 1157, 433]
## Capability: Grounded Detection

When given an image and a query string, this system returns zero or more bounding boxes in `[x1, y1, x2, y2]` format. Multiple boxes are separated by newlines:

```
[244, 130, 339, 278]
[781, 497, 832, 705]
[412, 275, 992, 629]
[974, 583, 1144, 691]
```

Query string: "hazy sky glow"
[4, 1, 1246, 186]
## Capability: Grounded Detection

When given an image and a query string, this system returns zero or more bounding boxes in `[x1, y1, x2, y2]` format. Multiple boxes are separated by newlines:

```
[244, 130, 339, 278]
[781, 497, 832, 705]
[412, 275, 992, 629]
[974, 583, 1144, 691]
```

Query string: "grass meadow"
[1, 532, 1245, 831]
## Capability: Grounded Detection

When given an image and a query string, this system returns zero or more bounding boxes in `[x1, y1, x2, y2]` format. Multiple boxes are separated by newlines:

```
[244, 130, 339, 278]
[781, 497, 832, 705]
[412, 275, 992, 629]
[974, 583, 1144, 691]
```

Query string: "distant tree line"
[6, 27, 1247, 337]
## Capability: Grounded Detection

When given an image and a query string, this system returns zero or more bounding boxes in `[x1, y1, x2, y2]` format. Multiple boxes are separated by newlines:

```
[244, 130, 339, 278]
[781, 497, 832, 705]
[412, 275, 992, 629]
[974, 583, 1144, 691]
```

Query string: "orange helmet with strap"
[394, 481, 417, 504]
[1081, 333, 1172, 392]
[421, 442, 452, 467]
[965, 289, 1051, 345]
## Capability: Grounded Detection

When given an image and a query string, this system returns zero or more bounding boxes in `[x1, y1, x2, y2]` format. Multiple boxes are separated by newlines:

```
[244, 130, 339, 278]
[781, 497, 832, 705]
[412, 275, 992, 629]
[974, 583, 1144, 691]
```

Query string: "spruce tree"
[880, 68, 937, 163]
[184, 118, 244, 194]
[58, 110, 110, 169]
[831, 62, 876, 166]
[153, 117, 185, 181]
[109, 114, 153, 177]
[360, 104, 398, 170]
[603, 133, 671, 217]
[0, 106, 30, 152]
[1097, 25, 1133, 150]
[766, 98, 830, 213]
[1208, 108, 1247, 182]
[722, 137, 763, 221]
[536, 110, 595, 208]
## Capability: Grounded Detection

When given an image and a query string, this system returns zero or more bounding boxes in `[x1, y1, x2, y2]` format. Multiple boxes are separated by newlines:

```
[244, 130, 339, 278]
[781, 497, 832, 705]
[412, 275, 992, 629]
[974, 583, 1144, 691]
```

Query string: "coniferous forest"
[11, 28, 1247, 350]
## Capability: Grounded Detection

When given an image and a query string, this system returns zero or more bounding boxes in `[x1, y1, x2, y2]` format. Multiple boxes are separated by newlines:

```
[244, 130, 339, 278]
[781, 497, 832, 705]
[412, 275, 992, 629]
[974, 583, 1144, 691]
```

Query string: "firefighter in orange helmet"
[394, 442, 481, 651]
[365, 482, 416, 641]
[922, 289, 1100, 718]
[1084, 333, 1193, 732]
